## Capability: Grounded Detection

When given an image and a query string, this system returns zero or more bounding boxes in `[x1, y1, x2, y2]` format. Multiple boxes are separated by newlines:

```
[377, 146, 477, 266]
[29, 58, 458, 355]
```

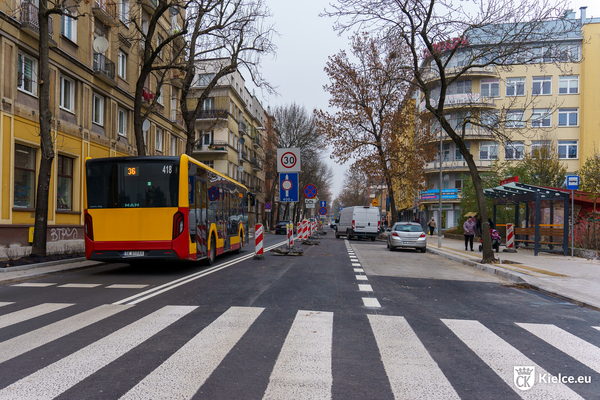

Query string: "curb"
[426, 247, 600, 312]
[0, 257, 90, 273]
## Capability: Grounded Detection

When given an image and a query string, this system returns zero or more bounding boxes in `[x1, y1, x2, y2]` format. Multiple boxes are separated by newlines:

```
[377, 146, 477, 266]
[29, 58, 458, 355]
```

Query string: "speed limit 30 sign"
[277, 148, 301, 173]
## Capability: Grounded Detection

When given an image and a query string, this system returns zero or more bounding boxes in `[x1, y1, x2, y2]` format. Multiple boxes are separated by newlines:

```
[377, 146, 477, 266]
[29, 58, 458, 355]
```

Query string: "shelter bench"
[514, 227, 564, 246]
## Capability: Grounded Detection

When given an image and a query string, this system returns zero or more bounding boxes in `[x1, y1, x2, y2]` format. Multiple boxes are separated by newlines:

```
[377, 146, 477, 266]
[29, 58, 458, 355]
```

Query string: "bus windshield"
[86, 159, 179, 209]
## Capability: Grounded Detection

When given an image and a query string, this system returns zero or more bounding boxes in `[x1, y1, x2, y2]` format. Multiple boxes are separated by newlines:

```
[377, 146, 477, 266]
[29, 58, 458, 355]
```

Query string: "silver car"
[387, 222, 427, 252]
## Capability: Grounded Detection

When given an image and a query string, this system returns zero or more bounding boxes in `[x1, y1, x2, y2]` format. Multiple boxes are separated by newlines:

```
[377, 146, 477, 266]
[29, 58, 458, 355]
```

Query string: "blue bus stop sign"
[566, 176, 579, 190]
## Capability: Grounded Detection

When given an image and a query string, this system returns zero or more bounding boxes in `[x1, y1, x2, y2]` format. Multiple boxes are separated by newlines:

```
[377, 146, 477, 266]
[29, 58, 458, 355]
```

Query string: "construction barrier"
[254, 224, 264, 256]
[506, 223, 514, 248]
[287, 223, 291, 247]
[290, 223, 294, 246]
[302, 219, 308, 240]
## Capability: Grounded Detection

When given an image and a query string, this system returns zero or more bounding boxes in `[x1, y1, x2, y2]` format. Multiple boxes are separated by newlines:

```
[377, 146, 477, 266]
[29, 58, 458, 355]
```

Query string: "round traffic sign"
[208, 186, 219, 201]
[319, 207, 327, 215]
[280, 152, 297, 169]
[304, 184, 317, 199]
[282, 179, 293, 191]
[265, 202, 272, 210]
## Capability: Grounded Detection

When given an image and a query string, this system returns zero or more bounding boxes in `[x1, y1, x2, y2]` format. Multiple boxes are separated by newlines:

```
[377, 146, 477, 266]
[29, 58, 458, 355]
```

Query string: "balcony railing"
[194, 140, 228, 152]
[92, 0, 117, 25]
[252, 157, 261, 170]
[238, 121, 247, 135]
[93, 53, 116, 85]
[419, 93, 497, 112]
[142, 88, 155, 104]
[422, 65, 497, 82]
[20, 2, 54, 40]
[170, 110, 185, 127]
[196, 109, 228, 120]
[424, 158, 494, 172]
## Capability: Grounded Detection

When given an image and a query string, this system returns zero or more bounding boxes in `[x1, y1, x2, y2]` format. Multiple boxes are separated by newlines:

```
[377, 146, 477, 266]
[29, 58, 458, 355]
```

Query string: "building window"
[92, 93, 104, 126]
[505, 141, 524, 160]
[204, 160, 214, 169]
[506, 77, 525, 96]
[156, 127, 163, 151]
[61, 9, 77, 42]
[531, 109, 551, 128]
[170, 136, 176, 155]
[480, 79, 499, 97]
[14, 144, 36, 209]
[558, 140, 578, 159]
[532, 76, 552, 95]
[479, 141, 498, 160]
[202, 97, 214, 110]
[117, 107, 127, 136]
[118, 50, 127, 79]
[531, 140, 551, 156]
[56, 155, 73, 210]
[505, 110, 525, 128]
[558, 108, 578, 127]
[17, 52, 38, 96]
[204, 130, 214, 145]
[480, 111, 499, 129]
[198, 73, 215, 86]
[559, 75, 579, 94]
[119, 0, 129, 25]
[60, 75, 74, 112]
[454, 142, 470, 161]
[448, 80, 471, 95]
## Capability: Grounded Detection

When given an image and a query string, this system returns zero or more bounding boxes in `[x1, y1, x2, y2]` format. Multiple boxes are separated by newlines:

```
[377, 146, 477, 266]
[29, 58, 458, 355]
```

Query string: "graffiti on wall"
[50, 228, 79, 242]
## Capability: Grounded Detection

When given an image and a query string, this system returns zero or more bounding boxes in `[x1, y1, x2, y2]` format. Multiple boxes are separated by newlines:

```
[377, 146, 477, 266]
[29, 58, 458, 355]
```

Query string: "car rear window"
[395, 225, 423, 232]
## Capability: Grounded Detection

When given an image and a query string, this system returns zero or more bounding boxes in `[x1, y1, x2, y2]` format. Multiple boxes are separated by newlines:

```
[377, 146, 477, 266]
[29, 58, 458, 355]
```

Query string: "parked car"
[275, 220, 295, 235]
[387, 222, 427, 252]
[336, 206, 380, 240]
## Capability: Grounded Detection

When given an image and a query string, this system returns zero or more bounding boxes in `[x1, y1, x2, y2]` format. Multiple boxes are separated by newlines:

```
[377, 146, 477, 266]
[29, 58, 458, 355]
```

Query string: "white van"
[336, 206, 380, 241]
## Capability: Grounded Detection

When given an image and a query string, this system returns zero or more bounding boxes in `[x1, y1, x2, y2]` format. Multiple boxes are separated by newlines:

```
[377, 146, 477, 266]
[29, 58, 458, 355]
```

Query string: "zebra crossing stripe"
[0, 303, 73, 330]
[121, 306, 263, 400]
[263, 310, 333, 400]
[516, 323, 600, 374]
[442, 319, 583, 399]
[368, 315, 460, 399]
[0, 302, 14, 308]
[0, 304, 130, 364]
[0, 305, 196, 400]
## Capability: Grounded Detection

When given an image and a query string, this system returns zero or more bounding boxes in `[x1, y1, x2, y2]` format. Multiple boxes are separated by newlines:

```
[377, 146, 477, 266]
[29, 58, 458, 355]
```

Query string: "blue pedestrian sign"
[566, 176, 579, 190]
[279, 173, 299, 202]
[339, 206, 343, 211]
[320, 200, 327, 208]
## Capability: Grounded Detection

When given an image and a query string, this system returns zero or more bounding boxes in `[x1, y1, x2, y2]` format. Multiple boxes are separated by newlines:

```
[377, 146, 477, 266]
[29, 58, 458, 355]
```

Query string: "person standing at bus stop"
[428, 217, 436, 237]
[463, 216, 477, 251]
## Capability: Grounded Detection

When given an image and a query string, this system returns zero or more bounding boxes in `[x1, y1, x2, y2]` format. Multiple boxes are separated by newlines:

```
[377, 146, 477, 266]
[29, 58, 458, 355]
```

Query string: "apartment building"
[190, 60, 266, 229]
[417, 7, 600, 229]
[0, 0, 186, 246]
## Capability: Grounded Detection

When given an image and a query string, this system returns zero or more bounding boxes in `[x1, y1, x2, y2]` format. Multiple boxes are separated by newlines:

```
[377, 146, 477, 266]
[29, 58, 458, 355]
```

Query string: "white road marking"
[0, 305, 196, 400]
[594, 326, 600, 332]
[442, 319, 583, 399]
[58, 283, 102, 288]
[363, 298, 381, 307]
[0, 304, 130, 364]
[263, 310, 333, 400]
[354, 268, 364, 273]
[114, 241, 286, 305]
[358, 284, 373, 291]
[0, 303, 73, 329]
[356, 275, 368, 281]
[369, 315, 459, 399]
[11, 283, 56, 287]
[121, 306, 263, 400]
[352, 263, 362, 267]
[0, 302, 14, 308]
[517, 323, 600, 374]
[106, 284, 149, 289]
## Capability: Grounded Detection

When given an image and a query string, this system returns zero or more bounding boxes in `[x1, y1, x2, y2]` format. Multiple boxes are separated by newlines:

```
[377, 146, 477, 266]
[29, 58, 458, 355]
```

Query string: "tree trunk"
[31, 0, 54, 256]
[465, 155, 495, 262]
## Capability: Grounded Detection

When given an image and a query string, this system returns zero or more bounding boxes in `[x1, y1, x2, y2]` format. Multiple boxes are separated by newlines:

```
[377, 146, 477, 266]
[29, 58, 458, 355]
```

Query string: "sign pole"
[571, 189, 574, 257]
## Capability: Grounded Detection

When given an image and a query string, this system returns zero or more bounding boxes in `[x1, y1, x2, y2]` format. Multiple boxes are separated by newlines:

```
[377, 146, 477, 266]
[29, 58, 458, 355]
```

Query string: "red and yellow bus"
[84, 155, 248, 264]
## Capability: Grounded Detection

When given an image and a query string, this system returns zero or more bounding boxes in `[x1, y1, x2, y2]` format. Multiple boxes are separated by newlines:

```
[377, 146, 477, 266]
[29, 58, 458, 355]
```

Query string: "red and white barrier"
[290, 223, 294, 246]
[506, 223, 514, 248]
[254, 224, 263, 256]
[301, 219, 308, 240]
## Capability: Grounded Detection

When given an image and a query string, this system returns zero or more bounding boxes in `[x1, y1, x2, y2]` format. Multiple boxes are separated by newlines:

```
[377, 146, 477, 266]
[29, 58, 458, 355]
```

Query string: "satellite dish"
[142, 119, 150, 131]
[92, 37, 109, 53]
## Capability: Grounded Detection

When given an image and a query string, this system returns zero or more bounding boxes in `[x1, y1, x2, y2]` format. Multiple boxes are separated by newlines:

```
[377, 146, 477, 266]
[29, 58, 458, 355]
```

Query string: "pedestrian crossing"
[0, 302, 598, 399]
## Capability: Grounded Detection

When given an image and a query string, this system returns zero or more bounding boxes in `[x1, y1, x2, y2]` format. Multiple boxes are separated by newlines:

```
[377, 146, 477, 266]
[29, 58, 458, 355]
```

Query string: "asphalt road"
[0, 228, 599, 399]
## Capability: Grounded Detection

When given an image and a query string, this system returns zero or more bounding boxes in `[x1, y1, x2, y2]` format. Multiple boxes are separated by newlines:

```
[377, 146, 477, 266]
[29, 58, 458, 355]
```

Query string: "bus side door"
[194, 176, 209, 259]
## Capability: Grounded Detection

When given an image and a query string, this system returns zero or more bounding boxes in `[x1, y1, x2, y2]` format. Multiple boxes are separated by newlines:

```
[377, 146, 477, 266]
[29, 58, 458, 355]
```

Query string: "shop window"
[57, 155, 73, 210]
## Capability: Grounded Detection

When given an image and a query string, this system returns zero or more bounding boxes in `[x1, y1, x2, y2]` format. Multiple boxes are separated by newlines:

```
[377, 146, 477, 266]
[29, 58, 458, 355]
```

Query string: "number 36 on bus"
[84, 155, 249, 265]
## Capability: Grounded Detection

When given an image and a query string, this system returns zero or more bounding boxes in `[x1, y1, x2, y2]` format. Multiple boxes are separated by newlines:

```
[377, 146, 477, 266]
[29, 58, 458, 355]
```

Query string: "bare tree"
[325, 0, 580, 262]
[337, 170, 371, 207]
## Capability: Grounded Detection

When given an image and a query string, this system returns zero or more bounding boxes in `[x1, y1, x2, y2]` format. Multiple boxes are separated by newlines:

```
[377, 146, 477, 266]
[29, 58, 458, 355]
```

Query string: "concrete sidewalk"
[426, 236, 600, 310]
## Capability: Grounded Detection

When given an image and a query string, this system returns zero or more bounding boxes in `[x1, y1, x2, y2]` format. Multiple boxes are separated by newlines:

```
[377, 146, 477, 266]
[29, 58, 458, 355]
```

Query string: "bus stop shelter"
[483, 182, 570, 256]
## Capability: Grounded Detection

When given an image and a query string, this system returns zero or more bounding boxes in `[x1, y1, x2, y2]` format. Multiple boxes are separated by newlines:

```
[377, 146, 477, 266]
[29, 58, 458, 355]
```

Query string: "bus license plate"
[123, 251, 144, 257]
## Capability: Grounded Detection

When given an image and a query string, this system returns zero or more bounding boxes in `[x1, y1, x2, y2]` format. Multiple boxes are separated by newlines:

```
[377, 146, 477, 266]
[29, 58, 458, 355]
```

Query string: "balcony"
[424, 158, 494, 173]
[19, 2, 55, 43]
[92, 0, 117, 26]
[170, 110, 185, 127]
[196, 109, 228, 120]
[139, 0, 158, 13]
[194, 140, 228, 153]
[170, 69, 186, 88]
[426, 128, 493, 144]
[419, 93, 497, 113]
[93, 53, 116, 86]
[252, 134, 262, 148]
[252, 157, 261, 170]
[238, 121, 247, 135]
[422, 65, 497, 83]
[142, 88, 154, 106]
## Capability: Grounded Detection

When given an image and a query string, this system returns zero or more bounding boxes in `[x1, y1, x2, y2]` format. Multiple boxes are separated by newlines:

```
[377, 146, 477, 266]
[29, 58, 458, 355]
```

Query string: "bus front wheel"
[205, 236, 216, 266]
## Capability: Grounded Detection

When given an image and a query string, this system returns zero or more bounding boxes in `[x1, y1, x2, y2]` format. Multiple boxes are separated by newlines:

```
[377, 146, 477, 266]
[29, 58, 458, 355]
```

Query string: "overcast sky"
[252, 1, 600, 200]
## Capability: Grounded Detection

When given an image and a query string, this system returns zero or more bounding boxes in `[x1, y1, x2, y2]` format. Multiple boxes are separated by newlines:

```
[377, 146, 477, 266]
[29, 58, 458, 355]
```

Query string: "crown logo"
[516, 367, 534, 376]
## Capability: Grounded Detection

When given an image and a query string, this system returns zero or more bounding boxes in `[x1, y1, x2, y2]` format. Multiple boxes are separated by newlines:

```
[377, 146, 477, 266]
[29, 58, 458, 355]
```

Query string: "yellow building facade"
[0, 0, 186, 246]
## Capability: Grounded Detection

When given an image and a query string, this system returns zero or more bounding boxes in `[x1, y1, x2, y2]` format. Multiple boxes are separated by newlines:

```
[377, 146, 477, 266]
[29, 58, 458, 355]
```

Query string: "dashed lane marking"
[58, 284, 103, 288]
[358, 284, 373, 292]
[11, 283, 56, 287]
[107, 284, 150, 289]
[362, 298, 381, 307]
[356, 275, 368, 281]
